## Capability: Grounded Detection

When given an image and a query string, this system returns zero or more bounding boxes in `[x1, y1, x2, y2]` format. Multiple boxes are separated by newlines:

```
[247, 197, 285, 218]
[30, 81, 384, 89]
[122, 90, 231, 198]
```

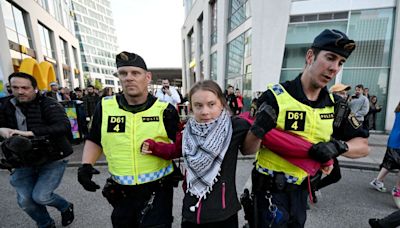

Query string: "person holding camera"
[155, 78, 181, 108]
[349, 84, 369, 125]
[0, 72, 74, 228]
[77, 52, 181, 228]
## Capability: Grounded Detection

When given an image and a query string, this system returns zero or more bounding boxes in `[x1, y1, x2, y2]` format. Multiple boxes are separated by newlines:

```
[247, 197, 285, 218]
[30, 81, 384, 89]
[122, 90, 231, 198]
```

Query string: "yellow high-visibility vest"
[101, 96, 173, 185]
[256, 84, 334, 184]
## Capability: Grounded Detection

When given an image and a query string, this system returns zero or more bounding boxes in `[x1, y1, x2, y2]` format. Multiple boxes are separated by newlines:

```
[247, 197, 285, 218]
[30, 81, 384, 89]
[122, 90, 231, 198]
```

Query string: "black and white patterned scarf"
[183, 109, 232, 198]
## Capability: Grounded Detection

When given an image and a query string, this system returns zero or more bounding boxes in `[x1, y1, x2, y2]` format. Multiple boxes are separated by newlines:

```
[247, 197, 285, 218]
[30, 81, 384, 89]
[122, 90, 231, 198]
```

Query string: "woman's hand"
[141, 141, 153, 154]
[321, 165, 334, 175]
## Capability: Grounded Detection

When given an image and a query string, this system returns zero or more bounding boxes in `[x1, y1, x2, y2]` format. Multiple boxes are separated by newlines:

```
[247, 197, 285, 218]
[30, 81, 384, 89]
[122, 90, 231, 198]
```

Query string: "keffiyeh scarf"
[183, 109, 233, 199]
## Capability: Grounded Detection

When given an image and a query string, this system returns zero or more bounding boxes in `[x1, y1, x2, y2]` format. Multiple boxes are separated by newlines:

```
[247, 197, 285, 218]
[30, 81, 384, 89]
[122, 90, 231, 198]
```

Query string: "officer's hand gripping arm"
[308, 139, 349, 163]
[250, 102, 277, 139]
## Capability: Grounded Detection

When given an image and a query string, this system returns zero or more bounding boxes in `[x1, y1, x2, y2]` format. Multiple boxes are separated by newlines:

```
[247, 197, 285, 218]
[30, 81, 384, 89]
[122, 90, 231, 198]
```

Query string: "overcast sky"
[110, 0, 184, 69]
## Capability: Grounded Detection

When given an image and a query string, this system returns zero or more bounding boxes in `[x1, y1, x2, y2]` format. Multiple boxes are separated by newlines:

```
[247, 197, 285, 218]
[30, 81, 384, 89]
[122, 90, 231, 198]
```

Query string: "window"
[38, 23, 54, 58]
[188, 30, 195, 63]
[210, 1, 217, 46]
[72, 46, 79, 68]
[226, 34, 245, 78]
[244, 29, 252, 58]
[1, 0, 31, 47]
[342, 8, 395, 131]
[228, 0, 250, 31]
[105, 79, 114, 85]
[198, 14, 204, 55]
[281, 21, 347, 82]
[60, 38, 69, 65]
[210, 52, 217, 81]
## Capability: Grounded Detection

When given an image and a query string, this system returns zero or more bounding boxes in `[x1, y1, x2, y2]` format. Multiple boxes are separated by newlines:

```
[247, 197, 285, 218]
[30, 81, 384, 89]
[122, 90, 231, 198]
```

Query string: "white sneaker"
[392, 187, 400, 209]
[370, 179, 387, 192]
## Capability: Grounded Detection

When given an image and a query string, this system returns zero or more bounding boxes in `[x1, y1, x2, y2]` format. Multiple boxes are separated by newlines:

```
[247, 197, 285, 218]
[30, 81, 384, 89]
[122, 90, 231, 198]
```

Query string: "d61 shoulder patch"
[272, 84, 284, 95]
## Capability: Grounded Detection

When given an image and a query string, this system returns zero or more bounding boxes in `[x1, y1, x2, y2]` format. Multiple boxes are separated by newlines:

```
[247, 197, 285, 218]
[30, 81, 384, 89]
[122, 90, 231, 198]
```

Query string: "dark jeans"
[181, 213, 238, 228]
[10, 160, 70, 228]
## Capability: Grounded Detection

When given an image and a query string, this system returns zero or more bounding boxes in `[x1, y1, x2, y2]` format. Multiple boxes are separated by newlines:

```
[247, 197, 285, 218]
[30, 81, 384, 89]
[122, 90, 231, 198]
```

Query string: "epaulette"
[271, 84, 284, 95]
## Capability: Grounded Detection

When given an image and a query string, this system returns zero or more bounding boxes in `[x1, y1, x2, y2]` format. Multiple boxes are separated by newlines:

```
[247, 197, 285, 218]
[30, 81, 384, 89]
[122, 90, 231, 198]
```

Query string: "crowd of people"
[0, 28, 398, 228]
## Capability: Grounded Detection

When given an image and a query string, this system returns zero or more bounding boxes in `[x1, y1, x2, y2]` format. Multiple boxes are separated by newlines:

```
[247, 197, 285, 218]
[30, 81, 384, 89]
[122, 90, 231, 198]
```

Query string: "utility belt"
[102, 165, 181, 205]
[252, 168, 307, 193]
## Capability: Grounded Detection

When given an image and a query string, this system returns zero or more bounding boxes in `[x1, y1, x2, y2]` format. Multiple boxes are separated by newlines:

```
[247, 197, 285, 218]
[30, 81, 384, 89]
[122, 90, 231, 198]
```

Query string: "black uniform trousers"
[252, 169, 308, 228]
[106, 178, 174, 228]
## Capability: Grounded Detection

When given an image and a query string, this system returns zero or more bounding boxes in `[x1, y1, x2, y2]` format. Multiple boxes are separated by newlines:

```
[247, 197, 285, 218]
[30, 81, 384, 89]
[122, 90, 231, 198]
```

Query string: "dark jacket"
[83, 94, 100, 117]
[226, 93, 238, 114]
[0, 94, 73, 163]
[182, 117, 250, 224]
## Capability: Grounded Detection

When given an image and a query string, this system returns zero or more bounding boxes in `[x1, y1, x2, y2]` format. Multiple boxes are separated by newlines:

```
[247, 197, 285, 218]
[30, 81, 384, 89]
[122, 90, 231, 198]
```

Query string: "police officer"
[0, 72, 74, 228]
[77, 51, 180, 228]
[246, 29, 369, 227]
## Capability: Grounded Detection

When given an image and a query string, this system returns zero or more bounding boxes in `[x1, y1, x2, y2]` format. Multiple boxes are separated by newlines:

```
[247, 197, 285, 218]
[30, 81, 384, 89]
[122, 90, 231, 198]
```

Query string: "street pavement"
[0, 133, 392, 227]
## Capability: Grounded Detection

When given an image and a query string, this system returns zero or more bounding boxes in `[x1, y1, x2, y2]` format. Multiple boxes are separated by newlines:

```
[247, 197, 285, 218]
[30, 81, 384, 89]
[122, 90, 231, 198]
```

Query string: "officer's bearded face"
[10, 77, 37, 103]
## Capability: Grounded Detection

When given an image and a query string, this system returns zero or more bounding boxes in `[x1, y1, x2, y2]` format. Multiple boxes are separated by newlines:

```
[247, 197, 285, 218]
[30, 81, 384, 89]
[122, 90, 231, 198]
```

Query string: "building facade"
[71, 0, 119, 91]
[181, 0, 400, 132]
[0, 0, 84, 92]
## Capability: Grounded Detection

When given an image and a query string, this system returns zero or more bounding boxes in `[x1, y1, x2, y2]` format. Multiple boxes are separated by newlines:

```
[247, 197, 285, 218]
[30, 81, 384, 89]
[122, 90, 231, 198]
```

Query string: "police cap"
[116, 51, 147, 70]
[312, 29, 356, 58]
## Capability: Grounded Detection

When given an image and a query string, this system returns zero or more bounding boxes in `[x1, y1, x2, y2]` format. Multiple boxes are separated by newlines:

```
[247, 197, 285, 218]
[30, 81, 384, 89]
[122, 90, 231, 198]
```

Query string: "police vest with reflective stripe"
[101, 96, 173, 185]
[256, 84, 335, 185]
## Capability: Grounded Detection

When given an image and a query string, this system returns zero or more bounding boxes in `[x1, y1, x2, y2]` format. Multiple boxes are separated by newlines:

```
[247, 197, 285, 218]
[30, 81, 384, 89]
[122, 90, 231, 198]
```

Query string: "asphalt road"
[0, 160, 398, 227]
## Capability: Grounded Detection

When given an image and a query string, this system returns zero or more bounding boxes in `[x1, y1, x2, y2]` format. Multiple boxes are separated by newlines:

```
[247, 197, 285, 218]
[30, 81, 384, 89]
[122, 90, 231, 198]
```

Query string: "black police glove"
[78, 163, 100, 192]
[250, 102, 277, 139]
[308, 139, 349, 163]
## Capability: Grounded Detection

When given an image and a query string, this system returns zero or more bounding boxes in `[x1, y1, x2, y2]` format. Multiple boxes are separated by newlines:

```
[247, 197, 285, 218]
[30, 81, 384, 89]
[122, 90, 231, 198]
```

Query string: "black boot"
[368, 218, 383, 228]
[61, 203, 74, 226]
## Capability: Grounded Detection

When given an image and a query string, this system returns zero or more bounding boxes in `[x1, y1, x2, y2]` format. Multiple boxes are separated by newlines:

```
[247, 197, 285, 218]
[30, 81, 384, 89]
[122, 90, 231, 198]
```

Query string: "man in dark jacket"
[83, 85, 100, 121]
[225, 85, 239, 115]
[0, 72, 74, 228]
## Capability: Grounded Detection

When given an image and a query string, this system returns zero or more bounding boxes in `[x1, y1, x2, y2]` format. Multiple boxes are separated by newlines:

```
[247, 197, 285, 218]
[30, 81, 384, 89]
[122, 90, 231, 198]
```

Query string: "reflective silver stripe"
[257, 164, 302, 184]
[112, 163, 174, 185]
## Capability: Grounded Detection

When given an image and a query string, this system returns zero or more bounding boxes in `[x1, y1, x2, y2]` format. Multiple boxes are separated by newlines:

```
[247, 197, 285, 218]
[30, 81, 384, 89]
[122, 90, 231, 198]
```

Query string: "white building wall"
[385, 0, 400, 131]
[203, 5, 211, 81]
[216, 0, 228, 88]
[251, 0, 291, 92]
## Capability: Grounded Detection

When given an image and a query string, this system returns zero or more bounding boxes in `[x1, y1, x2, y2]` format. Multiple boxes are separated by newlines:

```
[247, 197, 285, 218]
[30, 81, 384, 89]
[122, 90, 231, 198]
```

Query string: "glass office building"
[71, 0, 119, 90]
